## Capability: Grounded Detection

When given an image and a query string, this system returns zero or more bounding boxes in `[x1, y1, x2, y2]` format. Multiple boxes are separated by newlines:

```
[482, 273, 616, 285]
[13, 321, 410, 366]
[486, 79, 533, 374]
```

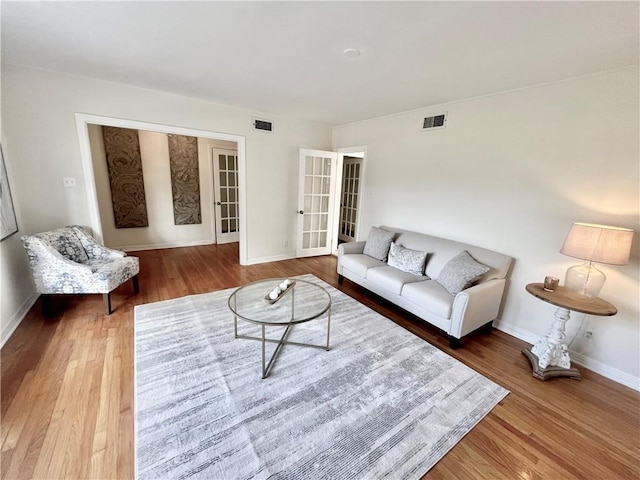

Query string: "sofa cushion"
[402, 280, 455, 319]
[365, 265, 427, 295]
[437, 250, 490, 295]
[340, 254, 386, 278]
[363, 226, 395, 261]
[387, 242, 428, 276]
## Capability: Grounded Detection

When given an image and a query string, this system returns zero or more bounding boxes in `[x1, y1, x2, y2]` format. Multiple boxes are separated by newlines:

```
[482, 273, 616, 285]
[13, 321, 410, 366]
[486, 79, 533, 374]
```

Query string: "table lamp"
[560, 222, 634, 297]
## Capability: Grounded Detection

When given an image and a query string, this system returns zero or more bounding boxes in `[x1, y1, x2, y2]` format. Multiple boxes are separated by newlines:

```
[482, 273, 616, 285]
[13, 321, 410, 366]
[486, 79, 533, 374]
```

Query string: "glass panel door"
[296, 149, 338, 257]
[212, 148, 240, 244]
[338, 157, 362, 243]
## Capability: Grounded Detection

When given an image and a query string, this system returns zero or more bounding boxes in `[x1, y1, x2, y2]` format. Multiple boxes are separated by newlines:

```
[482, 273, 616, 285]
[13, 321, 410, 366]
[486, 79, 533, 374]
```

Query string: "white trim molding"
[245, 253, 296, 265]
[1, 291, 39, 348]
[570, 352, 640, 392]
[495, 321, 640, 392]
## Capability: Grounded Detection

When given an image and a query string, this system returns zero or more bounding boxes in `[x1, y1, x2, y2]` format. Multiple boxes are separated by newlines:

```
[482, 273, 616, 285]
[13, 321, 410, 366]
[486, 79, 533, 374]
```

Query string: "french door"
[296, 149, 338, 257]
[338, 157, 362, 243]
[212, 148, 240, 244]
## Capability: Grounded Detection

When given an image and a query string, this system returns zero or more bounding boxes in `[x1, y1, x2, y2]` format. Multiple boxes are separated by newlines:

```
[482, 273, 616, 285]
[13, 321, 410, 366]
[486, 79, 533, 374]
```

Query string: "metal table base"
[234, 312, 331, 378]
[230, 280, 331, 379]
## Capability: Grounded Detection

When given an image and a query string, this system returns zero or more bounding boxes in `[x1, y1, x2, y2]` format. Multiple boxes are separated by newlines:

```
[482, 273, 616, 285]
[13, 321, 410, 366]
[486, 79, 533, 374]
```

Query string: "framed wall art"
[1, 145, 19, 240]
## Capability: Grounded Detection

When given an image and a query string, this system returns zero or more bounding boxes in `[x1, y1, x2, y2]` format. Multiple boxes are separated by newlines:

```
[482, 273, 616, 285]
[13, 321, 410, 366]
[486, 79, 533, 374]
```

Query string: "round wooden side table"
[522, 283, 617, 381]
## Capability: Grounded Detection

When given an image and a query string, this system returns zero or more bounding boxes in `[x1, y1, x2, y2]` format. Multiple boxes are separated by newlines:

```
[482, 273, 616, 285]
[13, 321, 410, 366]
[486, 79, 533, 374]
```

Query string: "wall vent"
[253, 118, 273, 133]
[422, 113, 447, 131]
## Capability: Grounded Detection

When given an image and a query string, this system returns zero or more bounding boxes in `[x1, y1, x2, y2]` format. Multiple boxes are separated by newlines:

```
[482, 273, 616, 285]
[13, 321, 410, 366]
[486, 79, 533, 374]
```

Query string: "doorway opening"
[337, 154, 364, 245]
[331, 147, 366, 256]
[75, 114, 248, 265]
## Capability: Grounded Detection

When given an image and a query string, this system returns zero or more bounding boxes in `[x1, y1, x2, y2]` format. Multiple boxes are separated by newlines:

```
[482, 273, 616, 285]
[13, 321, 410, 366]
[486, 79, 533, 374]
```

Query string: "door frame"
[331, 146, 367, 255]
[75, 113, 249, 265]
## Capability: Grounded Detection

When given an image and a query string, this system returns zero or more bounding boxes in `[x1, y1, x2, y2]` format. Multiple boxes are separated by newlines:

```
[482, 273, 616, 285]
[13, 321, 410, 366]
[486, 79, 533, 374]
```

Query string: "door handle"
[298, 210, 304, 215]
[216, 202, 221, 206]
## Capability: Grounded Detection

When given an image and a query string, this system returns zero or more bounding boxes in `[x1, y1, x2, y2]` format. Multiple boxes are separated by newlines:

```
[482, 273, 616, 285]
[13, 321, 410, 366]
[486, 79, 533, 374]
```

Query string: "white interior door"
[296, 149, 338, 257]
[338, 157, 362, 243]
[212, 148, 240, 244]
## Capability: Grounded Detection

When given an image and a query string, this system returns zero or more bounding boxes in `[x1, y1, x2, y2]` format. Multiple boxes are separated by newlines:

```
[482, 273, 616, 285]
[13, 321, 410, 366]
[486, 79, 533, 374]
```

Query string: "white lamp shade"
[560, 223, 634, 266]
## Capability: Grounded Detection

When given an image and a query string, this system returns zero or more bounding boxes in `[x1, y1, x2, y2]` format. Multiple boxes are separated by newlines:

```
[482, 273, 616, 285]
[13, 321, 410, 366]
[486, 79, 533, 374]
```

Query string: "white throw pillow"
[387, 242, 428, 276]
[437, 250, 490, 295]
[363, 227, 395, 261]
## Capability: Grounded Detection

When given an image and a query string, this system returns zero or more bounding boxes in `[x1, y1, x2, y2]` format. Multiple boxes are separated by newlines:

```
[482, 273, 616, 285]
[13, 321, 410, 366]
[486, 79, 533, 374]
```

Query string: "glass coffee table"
[228, 278, 331, 379]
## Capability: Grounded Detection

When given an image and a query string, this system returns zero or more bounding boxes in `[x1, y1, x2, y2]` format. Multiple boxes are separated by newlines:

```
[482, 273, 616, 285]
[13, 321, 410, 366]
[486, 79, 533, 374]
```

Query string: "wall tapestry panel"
[102, 126, 149, 228]
[167, 134, 202, 225]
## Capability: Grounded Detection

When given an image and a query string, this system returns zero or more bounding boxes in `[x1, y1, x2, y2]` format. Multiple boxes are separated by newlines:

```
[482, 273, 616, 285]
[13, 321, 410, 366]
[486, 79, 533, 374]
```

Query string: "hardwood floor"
[2, 243, 639, 479]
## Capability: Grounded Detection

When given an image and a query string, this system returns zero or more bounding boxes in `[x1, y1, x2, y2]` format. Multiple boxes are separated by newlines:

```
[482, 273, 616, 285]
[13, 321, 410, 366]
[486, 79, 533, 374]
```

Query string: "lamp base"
[564, 261, 606, 297]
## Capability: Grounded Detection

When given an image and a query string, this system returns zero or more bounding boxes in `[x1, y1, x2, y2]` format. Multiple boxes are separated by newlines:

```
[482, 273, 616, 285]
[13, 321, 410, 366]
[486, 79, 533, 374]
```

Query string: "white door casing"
[296, 148, 338, 257]
[212, 148, 240, 244]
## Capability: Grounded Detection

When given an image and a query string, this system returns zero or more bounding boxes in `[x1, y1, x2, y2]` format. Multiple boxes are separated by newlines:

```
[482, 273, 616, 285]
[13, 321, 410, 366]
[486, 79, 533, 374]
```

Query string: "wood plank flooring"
[2, 243, 639, 479]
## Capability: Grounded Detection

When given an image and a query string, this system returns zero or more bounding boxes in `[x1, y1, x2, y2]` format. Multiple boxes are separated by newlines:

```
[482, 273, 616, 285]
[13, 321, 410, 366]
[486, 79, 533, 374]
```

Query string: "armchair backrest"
[23, 227, 89, 263]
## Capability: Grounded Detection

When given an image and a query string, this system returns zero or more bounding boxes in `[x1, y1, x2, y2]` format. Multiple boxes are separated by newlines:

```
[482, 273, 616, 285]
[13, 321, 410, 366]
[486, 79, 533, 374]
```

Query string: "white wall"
[333, 67, 640, 388]
[88, 125, 233, 250]
[0, 60, 40, 345]
[0, 64, 332, 346]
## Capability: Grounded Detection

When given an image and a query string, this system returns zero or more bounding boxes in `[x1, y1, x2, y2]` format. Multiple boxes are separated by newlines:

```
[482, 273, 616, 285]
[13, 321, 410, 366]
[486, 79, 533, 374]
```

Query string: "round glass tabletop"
[228, 278, 331, 325]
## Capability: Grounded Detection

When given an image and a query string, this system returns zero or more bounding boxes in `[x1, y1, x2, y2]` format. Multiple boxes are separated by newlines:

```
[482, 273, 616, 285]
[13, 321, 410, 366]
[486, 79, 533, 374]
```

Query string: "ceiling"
[2, 1, 638, 126]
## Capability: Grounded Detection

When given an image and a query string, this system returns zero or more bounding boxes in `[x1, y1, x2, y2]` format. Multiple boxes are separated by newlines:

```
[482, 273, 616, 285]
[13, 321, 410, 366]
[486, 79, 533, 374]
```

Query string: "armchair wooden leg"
[449, 336, 462, 350]
[132, 274, 140, 294]
[42, 295, 53, 317]
[338, 274, 344, 285]
[104, 293, 112, 315]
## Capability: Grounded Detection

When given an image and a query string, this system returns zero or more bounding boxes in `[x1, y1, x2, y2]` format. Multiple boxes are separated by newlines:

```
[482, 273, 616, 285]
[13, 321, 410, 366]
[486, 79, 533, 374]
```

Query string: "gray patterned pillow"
[388, 242, 428, 276]
[35, 229, 89, 264]
[437, 250, 490, 295]
[363, 226, 395, 261]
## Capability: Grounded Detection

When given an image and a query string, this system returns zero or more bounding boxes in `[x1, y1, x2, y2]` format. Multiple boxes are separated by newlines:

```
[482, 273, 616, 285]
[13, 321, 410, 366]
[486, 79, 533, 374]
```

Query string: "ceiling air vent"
[253, 118, 273, 133]
[422, 113, 447, 131]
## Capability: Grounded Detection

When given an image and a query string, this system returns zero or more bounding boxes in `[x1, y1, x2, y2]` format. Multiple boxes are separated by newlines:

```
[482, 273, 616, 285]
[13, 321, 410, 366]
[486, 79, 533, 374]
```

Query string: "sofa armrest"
[338, 241, 366, 256]
[337, 241, 367, 276]
[449, 279, 507, 338]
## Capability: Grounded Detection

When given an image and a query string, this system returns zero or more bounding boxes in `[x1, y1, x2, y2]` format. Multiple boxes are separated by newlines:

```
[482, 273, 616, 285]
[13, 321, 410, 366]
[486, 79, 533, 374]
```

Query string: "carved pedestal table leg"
[522, 307, 582, 381]
[532, 307, 571, 368]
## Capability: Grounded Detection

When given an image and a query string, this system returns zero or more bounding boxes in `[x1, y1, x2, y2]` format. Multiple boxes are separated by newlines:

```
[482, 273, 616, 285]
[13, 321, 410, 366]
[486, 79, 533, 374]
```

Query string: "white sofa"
[337, 226, 513, 348]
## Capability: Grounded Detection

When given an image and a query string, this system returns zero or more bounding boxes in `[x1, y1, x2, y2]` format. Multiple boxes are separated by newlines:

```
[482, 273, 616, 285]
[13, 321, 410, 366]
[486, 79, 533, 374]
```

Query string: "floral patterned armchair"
[21, 225, 139, 314]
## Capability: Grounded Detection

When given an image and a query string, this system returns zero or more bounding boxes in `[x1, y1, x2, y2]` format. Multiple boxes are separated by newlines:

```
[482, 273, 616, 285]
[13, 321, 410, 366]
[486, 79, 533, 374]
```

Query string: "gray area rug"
[135, 274, 508, 479]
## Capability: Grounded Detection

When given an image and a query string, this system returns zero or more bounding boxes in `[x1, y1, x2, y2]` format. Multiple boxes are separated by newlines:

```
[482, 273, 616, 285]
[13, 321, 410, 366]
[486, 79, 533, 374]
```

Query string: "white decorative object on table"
[264, 280, 296, 304]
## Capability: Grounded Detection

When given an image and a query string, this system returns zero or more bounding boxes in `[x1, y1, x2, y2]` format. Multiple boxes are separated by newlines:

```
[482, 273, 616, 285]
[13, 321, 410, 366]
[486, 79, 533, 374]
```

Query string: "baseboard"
[245, 253, 296, 265]
[120, 239, 214, 252]
[569, 352, 640, 392]
[495, 321, 640, 392]
[1, 291, 39, 348]
[494, 322, 539, 345]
